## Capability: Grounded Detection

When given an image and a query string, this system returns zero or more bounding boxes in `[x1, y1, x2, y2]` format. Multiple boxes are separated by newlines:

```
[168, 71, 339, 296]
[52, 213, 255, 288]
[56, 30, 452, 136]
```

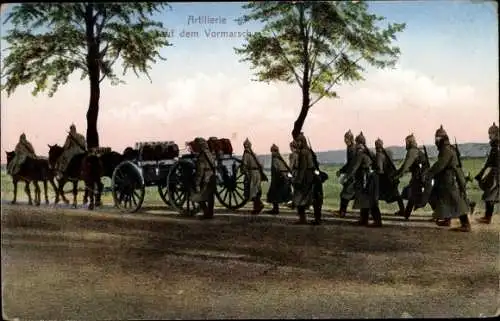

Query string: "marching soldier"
[336, 130, 356, 217]
[287, 141, 298, 209]
[424, 125, 471, 232]
[375, 138, 405, 215]
[392, 134, 430, 219]
[241, 138, 266, 214]
[289, 141, 298, 169]
[7, 133, 37, 176]
[266, 144, 293, 214]
[341, 132, 382, 227]
[475, 122, 499, 224]
[292, 133, 323, 225]
[192, 137, 217, 219]
[55, 124, 86, 177]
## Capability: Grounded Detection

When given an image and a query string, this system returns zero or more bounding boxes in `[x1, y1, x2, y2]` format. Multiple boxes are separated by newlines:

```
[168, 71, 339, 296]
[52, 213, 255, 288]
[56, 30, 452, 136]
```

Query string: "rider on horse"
[7, 133, 37, 176]
[54, 124, 87, 178]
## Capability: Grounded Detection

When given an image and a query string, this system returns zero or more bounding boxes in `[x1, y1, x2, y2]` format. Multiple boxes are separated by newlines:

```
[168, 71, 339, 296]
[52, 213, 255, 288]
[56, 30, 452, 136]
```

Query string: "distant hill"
[253, 142, 490, 169]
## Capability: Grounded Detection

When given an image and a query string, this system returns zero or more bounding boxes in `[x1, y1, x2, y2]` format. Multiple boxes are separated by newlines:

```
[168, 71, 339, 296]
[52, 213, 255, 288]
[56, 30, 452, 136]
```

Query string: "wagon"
[166, 137, 250, 215]
[111, 141, 180, 212]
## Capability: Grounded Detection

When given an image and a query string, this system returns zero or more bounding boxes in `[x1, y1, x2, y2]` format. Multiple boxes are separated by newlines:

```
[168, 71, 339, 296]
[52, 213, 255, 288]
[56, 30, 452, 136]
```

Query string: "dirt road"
[2, 203, 499, 319]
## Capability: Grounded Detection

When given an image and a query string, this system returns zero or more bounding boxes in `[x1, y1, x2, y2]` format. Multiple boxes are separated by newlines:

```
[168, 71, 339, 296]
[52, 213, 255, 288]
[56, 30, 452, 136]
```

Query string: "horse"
[91, 149, 127, 206]
[5, 151, 58, 206]
[47, 144, 103, 210]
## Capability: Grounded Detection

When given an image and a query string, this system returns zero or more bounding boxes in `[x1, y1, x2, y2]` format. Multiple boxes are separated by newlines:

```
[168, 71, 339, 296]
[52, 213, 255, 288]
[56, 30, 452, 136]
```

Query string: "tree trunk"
[291, 86, 310, 140]
[291, 3, 310, 141]
[85, 3, 100, 149]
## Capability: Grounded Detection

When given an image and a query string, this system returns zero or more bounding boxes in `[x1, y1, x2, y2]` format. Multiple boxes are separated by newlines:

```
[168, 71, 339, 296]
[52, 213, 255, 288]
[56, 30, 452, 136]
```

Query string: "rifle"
[67, 131, 87, 152]
[454, 137, 472, 183]
[423, 145, 430, 168]
[307, 137, 328, 183]
[454, 137, 463, 169]
[246, 149, 268, 182]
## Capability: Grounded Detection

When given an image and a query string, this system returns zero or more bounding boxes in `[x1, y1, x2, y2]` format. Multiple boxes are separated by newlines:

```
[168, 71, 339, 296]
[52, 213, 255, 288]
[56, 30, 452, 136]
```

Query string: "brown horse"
[5, 151, 58, 205]
[47, 144, 103, 210]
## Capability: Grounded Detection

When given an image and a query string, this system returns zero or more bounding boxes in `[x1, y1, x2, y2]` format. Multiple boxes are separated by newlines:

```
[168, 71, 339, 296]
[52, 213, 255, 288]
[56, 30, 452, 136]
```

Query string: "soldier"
[192, 137, 217, 220]
[474, 122, 499, 224]
[292, 133, 323, 225]
[375, 138, 405, 215]
[241, 138, 266, 214]
[7, 133, 37, 176]
[335, 130, 356, 217]
[424, 125, 471, 232]
[266, 144, 293, 214]
[55, 124, 86, 177]
[341, 132, 382, 227]
[287, 141, 298, 209]
[392, 134, 430, 219]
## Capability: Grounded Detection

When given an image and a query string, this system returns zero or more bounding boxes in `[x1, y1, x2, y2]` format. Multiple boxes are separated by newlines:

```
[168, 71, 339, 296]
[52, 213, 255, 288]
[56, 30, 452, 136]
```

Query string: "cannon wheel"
[157, 181, 172, 207]
[215, 157, 249, 210]
[111, 161, 145, 213]
[166, 159, 200, 216]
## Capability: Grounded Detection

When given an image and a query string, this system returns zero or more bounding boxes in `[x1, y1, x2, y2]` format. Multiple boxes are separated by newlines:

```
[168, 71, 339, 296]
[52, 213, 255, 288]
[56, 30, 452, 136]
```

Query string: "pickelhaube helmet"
[243, 138, 252, 148]
[405, 133, 417, 147]
[435, 124, 447, 138]
[344, 129, 354, 141]
[488, 122, 499, 136]
[375, 138, 383, 148]
[270, 144, 279, 152]
[355, 131, 366, 145]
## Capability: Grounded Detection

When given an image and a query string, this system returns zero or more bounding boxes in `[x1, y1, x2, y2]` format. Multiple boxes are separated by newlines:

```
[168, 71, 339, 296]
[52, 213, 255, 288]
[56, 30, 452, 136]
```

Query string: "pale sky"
[1, 1, 498, 156]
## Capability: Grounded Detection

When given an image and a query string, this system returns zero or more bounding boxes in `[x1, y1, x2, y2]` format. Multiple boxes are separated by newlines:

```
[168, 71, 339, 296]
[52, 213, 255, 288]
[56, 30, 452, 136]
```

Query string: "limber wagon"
[111, 137, 250, 214]
[111, 141, 180, 212]
[167, 137, 250, 215]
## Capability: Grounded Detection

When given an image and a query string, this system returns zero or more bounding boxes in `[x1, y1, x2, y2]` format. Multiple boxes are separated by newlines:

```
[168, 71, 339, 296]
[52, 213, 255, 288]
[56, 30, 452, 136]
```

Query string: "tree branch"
[310, 43, 347, 89]
[271, 30, 303, 88]
[309, 56, 362, 109]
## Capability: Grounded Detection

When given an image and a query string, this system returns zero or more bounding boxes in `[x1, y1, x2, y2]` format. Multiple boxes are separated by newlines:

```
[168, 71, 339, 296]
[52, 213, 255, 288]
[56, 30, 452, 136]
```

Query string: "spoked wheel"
[157, 183, 172, 207]
[215, 157, 249, 210]
[166, 160, 200, 216]
[112, 161, 145, 213]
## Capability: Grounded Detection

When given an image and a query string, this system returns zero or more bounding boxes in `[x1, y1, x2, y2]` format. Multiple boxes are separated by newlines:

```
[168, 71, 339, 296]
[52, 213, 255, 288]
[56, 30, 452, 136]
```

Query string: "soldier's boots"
[293, 207, 308, 225]
[310, 203, 322, 225]
[367, 206, 383, 228]
[357, 209, 370, 226]
[199, 201, 214, 219]
[265, 203, 280, 215]
[450, 215, 471, 232]
[476, 216, 492, 224]
[336, 198, 349, 218]
[436, 218, 451, 227]
[251, 198, 264, 215]
[477, 203, 494, 224]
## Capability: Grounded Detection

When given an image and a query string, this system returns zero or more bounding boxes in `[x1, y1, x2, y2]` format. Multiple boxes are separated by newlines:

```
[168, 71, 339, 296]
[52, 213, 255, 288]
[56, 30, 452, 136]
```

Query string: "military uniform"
[393, 134, 430, 219]
[192, 137, 217, 219]
[336, 130, 356, 217]
[342, 132, 382, 227]
[266, 144, 292, 214]
[292, 133, 323, 225]
[7, 134, 37, 175]
[287, 141, 298, 209]
[241, 138, 265, 214]
[475, 122, 499, 224]
[55, 124, 86, 176]
[425, 125, 471, 232]
[375, 138, 405, 214]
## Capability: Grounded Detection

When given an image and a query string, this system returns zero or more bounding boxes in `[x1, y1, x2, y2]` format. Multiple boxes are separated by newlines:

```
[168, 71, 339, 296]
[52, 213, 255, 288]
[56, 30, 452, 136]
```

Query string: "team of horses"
[5, 144, 127, 210]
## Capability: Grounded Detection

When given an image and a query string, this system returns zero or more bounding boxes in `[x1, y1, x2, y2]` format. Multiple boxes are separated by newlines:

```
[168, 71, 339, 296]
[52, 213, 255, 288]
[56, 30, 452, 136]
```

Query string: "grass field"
[1, 157, 495, 214]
